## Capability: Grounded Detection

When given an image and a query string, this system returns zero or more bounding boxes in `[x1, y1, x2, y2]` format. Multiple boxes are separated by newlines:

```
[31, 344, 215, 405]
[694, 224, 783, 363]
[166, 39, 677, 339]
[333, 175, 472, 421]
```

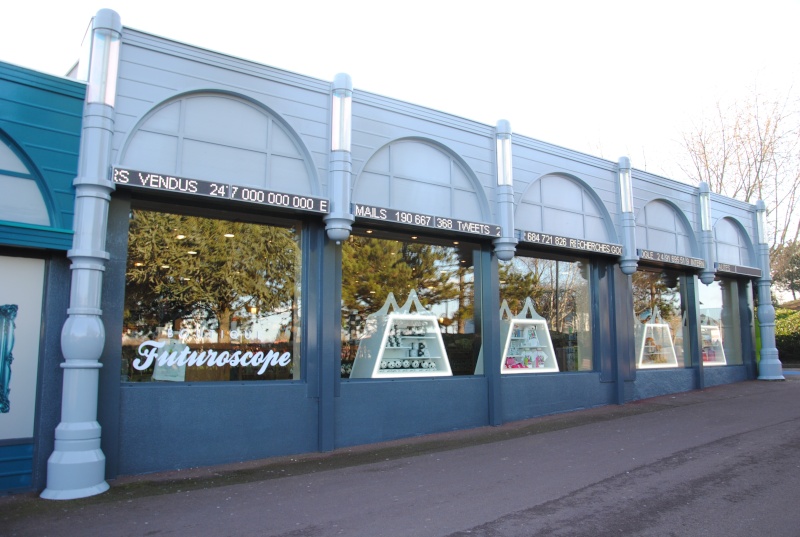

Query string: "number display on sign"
[353, 203, 500, 238]
[112, 168, 330, 214]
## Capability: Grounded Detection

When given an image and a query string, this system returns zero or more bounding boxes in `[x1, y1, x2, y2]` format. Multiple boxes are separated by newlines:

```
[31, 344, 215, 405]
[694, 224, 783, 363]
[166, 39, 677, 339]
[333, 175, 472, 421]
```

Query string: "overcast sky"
[3, 0, 798, 182]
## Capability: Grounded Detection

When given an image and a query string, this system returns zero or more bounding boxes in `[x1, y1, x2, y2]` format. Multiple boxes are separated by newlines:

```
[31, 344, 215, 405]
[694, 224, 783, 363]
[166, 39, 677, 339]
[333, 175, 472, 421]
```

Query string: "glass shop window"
[697, 278, 744, 366]
[632, 269, 689, 368]
[341, 230, 480, 378]
[499, 255, 593, 372]
[121, 208, 302, 382]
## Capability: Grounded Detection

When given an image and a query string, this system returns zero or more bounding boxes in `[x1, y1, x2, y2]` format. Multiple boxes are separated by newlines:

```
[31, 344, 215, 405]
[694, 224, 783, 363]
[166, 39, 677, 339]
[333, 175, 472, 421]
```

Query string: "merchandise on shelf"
[636, 309, 679, 368]
[349, 291, 452, 378]
[700, 324, 727, 366]
[499, 298, 558, 374]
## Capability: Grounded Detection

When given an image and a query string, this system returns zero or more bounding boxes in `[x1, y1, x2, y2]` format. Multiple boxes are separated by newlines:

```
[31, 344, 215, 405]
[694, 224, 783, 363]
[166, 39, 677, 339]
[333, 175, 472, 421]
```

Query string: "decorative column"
[41, 9, 121, 500]
[324, 73, 354, 243]
[697, 183, 716, 284]
[493, 120, 517, 261]
[754, 200, 784, 380]
[617, 157, 638, 275]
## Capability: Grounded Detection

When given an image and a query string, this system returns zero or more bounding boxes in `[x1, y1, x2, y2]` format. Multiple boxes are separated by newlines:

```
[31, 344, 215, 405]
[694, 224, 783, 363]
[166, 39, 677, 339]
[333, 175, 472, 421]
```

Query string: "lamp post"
[618, 157, 638, 275]
[493, 120, 517, 261]
[324, 73, 354, 243]
[754, 200, 784, 380]
[698, 182, 716, 284]
[41, 8, 121, 499]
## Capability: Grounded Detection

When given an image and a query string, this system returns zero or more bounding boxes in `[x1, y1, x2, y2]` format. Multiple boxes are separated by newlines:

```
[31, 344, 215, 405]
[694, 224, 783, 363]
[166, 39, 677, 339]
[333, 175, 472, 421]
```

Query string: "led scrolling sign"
[518, 230, 623, 256]
[353, 203, 501, 238]
[112, 168, 330, 214]
[638, 249, 705, 269]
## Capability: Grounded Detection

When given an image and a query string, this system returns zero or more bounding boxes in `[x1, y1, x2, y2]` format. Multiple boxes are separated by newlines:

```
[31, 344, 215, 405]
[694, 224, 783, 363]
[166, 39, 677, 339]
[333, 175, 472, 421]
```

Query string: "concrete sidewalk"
[3, 376, 800, 536]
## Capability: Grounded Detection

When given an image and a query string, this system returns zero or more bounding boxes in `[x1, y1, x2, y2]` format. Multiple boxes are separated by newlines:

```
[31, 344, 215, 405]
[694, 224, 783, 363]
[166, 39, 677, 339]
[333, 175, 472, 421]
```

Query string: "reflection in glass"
[341, 234, 479, 377]
[121, 209, 302, 382]
[632, 270, 687, 368]
[698, 278, 743, 366]
[499, 257, 592, 371]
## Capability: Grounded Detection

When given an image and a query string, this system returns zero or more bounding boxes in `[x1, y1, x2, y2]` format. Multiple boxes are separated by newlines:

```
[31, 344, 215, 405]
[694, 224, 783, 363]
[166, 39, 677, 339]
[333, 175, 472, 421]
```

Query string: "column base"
[758, 349, 785, 381]
[41, 481, 109, 500]
[40, 445, 108, 500]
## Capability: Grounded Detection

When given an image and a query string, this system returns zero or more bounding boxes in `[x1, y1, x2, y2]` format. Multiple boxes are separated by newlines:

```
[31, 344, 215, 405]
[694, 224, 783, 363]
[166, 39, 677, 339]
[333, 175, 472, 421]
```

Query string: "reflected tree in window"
[500, 257, 592, 371]
[341, 235, 477, 376]
[125, 209, 300, 343]
[631, 271, 681, 323]
[341, 236, 463, 316]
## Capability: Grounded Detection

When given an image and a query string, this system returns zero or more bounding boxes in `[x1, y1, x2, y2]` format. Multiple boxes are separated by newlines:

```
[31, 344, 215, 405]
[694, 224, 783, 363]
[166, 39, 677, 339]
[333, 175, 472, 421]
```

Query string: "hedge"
[775, 308, 800, 365]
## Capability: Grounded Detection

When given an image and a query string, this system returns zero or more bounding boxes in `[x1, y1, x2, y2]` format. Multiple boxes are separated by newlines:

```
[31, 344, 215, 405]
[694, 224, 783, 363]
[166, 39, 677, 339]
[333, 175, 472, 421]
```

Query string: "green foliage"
[774, 307, 800, 365]
[631, 271, 682, 321]
[342, 236, 463, 312]
[773, 241, 800, 301]
[125, 209, 299, 338]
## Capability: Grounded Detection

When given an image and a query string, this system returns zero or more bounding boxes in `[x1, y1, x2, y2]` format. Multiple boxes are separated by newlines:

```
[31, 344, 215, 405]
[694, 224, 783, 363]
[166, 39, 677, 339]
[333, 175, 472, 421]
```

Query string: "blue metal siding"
[0, 61, 84, 249]
[0, 442, 33, 493]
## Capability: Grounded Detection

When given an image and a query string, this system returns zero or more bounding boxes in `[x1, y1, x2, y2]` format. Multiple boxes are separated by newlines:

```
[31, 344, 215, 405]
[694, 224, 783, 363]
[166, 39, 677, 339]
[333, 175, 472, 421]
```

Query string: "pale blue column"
[617, 157, 637, 275]
[697, 182, 716, 285]
[754, 200, 784, 380]
[41, 9, 121, 500]
[324, 73, 354, 243]
[493, 120, 517, 261]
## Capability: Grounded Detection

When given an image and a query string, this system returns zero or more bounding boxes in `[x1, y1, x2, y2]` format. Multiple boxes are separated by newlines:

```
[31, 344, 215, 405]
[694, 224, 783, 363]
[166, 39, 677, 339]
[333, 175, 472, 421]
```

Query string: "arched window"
[0, 134, 50, 226]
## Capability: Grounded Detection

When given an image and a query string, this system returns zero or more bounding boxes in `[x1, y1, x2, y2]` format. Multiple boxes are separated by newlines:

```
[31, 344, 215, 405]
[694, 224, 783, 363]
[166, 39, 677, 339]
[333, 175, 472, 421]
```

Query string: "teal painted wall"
[0, 61, 85, 250]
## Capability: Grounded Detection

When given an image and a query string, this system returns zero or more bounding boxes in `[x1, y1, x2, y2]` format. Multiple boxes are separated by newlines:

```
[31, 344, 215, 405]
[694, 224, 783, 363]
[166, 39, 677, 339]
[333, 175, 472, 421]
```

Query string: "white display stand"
[500, 298, 558, 374]
[636, 309, 678, 368]
[701, 324, 727, 366]
[349, 291, 452, 378]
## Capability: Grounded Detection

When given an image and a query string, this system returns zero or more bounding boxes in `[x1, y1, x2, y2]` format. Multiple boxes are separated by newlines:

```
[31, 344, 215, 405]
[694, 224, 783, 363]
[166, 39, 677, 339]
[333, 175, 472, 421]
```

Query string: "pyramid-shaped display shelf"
[636, 309, 678, 368]
[349, 290, 451, 378]
[500, 298, 558, 374]
[701, 323, 726, 366]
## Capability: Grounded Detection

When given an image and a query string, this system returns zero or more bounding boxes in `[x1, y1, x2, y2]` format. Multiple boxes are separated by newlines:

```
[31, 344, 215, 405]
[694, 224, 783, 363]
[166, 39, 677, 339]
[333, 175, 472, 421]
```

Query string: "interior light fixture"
[366, 230, 373, 234]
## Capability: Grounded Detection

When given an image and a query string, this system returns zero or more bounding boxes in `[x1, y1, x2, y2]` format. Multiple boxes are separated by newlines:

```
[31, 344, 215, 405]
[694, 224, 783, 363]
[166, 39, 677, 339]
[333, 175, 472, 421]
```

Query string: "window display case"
[349, 291, 452, 378]
[636, 309, 678, 368]
[500, 298, 558, 374]
[701, 324, 726, 366]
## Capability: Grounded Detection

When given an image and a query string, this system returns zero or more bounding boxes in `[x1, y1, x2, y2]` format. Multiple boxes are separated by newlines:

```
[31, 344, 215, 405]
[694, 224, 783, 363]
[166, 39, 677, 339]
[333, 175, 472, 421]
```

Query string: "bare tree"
[680, 89, 800, 250]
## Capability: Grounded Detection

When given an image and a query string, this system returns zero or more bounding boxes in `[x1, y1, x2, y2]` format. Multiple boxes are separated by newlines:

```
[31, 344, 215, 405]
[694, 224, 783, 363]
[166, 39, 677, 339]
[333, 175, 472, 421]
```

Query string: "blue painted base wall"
[335, 377, 489, 448]
[112, 364, 758, 477]
[704, 365, 749, 387]
[631, 369, 697, 401]
[118, 383, 318, 475]
[500, 373, 616, 421]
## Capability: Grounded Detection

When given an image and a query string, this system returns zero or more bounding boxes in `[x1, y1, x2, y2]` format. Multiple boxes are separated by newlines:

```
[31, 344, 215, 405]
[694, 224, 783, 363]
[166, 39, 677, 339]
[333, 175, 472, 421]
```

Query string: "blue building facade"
[1, 9, 783, 497]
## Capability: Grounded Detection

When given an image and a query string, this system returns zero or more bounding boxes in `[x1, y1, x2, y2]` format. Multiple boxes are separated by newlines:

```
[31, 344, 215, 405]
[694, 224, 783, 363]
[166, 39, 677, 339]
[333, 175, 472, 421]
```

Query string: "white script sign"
[132, 340, 291, 376]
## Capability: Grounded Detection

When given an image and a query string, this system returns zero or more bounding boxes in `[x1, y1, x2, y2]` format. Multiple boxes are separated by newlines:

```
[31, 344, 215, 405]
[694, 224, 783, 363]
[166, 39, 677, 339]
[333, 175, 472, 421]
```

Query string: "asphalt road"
[3, 376, 800, 536]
